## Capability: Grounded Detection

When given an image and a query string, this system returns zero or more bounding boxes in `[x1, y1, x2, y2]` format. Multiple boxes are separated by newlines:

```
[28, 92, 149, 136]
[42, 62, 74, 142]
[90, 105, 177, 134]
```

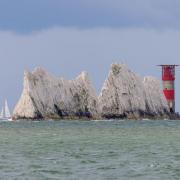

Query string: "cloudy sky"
[0, 0, 180, 112]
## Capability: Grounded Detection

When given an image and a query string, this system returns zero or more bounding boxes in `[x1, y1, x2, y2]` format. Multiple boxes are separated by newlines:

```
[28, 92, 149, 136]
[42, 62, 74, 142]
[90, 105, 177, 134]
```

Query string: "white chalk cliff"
[13, 64, 169, 120]
[13, 68, 99, 119]
[98, 63, 169, 118]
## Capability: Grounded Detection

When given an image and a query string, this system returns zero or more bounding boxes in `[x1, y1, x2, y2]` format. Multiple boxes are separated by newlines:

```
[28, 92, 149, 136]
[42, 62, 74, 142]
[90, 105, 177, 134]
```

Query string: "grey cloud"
[0, 0, 180, 33]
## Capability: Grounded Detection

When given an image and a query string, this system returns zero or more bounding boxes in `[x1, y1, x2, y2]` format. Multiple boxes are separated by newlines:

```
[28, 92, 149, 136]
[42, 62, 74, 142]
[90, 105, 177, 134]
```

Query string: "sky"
[0, 0, 180, 112]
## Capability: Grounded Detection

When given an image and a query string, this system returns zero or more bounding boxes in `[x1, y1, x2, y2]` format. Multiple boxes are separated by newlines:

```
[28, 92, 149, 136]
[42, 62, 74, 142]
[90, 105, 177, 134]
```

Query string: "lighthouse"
[158, 65, 179, 113]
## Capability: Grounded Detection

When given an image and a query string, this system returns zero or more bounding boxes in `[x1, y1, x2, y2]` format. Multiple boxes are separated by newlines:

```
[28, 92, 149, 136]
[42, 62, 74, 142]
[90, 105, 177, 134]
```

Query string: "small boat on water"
[0, 100, 12, 121]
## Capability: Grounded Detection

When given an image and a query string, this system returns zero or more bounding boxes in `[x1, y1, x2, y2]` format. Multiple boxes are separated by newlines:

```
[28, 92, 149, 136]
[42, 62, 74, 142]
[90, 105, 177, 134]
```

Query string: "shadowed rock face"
[13, 68, 99, 119]
[98, 63, 169, 119]
[13, 63, 169, 120]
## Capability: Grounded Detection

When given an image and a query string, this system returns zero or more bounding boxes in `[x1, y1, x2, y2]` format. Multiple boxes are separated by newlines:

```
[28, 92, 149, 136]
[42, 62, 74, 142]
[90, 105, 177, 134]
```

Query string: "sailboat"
[0, 100, 12, 121]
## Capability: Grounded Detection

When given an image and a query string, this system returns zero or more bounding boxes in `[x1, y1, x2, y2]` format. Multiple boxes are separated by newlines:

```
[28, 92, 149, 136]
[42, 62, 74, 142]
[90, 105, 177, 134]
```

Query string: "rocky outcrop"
[98, 63, 169, 119]
[13, 68, 99, 119]
[13, 64, 170, 120]
[143, 76, 169, 116]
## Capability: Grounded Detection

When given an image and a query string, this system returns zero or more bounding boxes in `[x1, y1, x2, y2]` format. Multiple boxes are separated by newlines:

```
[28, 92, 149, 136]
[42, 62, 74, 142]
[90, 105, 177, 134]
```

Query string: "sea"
[0, 119, 180, 180]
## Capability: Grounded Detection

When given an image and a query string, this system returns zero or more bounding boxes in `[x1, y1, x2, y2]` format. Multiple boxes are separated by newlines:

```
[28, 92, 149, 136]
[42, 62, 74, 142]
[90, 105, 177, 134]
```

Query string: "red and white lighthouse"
[158, 65, 179, 113]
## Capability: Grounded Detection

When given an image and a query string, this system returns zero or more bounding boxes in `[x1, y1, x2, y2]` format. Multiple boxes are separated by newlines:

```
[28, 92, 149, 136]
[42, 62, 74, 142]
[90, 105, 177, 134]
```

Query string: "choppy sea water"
[0, 120, 180, 179]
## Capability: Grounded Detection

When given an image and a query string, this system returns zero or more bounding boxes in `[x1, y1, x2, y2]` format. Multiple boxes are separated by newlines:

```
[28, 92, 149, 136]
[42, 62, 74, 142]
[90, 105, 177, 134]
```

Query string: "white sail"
[0, 107, 4, 118]
[5, 100, 11, 118]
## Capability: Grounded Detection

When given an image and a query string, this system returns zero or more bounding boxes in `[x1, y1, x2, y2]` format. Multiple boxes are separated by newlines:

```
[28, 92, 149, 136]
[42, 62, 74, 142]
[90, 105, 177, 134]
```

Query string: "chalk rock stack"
[13, 68, 99, 119]
[143, 76, 169, 115]
[13, 63, 169, 120]
[98, 64, 169, 119]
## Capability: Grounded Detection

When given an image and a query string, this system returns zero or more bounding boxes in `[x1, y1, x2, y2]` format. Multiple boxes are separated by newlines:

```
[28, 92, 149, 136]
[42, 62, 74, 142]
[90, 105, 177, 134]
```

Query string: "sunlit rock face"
[13, 68, 99, 119]
[98, 63, 169, 119]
